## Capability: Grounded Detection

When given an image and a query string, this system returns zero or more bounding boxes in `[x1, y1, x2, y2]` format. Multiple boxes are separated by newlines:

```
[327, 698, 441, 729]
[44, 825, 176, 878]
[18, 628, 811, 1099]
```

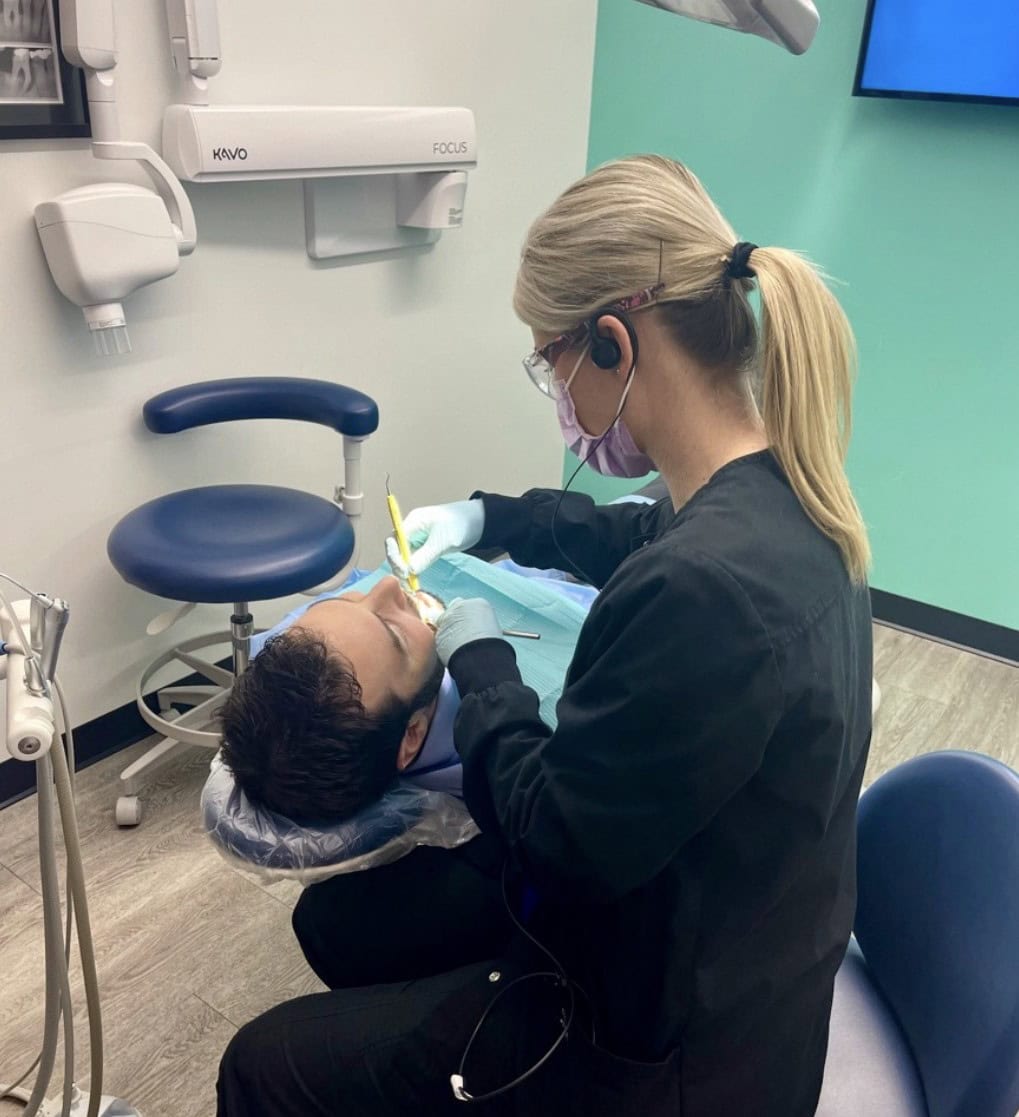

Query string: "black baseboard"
[870, 589, 1017, 664]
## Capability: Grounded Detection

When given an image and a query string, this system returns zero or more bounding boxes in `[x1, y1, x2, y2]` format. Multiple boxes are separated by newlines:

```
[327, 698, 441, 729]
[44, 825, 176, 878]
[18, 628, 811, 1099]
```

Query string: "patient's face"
[296, 576, 440, 714]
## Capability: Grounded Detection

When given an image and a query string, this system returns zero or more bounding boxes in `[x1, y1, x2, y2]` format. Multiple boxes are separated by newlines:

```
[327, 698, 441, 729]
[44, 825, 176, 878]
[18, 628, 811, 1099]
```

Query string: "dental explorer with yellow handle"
[385, 475, 420, 593]
[385, 477, 540, 640]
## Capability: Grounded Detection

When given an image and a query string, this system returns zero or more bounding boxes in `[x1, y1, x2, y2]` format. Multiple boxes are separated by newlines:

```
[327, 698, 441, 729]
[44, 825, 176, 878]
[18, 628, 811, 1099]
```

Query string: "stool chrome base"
[116, 612, 261, 827]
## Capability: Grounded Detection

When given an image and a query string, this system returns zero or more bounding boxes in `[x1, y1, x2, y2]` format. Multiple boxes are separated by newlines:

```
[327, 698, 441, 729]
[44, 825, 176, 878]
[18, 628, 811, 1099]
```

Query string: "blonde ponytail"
[515, 154, 870, 582]
[751, 248, 871, 582]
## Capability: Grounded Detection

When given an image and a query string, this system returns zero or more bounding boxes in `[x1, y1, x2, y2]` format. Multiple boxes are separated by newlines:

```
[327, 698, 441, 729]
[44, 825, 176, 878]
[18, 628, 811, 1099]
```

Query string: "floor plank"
[865, 681, 952, 787]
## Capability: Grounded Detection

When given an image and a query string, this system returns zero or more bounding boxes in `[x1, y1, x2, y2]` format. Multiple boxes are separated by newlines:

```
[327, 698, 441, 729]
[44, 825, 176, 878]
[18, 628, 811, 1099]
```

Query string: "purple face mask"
[555, 368, 656, 479]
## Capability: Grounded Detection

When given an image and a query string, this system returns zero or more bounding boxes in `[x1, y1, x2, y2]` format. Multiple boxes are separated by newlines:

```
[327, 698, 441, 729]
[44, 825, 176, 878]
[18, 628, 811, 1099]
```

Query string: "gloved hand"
[385, 499, 486, 579]
[434, 598, 502, 666]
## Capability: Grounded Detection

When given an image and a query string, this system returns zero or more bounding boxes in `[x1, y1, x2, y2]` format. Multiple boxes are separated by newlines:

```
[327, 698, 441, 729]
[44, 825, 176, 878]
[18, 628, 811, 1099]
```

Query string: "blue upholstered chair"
[107, 377, 378, 826]
[819, 750, 1019, 1117]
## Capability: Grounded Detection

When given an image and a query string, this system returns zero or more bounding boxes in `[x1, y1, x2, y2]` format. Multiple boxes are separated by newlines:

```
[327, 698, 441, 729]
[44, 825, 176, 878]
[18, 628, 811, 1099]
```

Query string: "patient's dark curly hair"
[218, 629, 414, 824]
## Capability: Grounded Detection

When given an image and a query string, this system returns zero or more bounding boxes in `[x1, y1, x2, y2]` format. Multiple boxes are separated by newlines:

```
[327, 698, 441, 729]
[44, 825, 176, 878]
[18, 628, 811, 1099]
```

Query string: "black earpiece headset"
[588, 309, 639, 371]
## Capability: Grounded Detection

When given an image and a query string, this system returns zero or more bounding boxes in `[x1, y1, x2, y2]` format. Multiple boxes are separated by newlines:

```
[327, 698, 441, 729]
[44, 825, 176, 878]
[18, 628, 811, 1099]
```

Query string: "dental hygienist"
[218, 154, 873, 1117]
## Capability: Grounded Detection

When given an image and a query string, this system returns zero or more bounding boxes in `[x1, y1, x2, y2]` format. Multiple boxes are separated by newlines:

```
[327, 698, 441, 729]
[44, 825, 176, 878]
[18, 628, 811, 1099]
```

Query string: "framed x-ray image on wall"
[0, 0, 90, 139]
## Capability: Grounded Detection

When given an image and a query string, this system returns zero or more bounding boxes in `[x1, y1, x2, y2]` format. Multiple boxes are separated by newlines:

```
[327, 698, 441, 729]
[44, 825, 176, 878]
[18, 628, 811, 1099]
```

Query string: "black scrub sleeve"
[470, 488, 673, 589]
[447, 546, 784, 906]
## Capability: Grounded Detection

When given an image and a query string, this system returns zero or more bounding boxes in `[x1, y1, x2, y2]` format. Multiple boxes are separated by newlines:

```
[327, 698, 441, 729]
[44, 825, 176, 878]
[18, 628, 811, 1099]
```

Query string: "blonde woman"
[219, 155, 873, 1117]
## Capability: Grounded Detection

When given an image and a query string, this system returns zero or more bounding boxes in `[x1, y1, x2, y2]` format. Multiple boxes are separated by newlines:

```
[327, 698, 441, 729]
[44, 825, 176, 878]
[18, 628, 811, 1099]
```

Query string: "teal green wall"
[577, 0, 1019, 629]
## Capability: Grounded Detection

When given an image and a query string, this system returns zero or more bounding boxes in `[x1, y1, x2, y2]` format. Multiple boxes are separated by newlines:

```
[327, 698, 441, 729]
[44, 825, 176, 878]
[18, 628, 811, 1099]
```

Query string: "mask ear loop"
[601, 364, 637, 437]
[557, 339, 590, 398]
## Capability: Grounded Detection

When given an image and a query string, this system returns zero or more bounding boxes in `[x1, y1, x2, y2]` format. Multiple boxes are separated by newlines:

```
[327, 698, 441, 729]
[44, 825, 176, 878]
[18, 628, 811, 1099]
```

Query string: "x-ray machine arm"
[59, 0, 197, 251]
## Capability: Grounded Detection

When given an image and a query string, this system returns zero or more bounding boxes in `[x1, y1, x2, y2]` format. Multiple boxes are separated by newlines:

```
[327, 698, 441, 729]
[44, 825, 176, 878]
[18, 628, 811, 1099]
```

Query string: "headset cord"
[452, 861, 595, 1103]
[549, 366, 641, 588]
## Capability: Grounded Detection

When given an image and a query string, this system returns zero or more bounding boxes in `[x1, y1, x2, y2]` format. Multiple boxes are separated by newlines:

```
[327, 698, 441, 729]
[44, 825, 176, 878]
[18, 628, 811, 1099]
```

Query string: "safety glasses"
[522, 284, 664, 400]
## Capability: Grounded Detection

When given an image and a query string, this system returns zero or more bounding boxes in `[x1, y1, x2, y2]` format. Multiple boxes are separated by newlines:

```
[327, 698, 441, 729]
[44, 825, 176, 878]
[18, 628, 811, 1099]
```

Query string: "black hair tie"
[725, 242, 758, 282]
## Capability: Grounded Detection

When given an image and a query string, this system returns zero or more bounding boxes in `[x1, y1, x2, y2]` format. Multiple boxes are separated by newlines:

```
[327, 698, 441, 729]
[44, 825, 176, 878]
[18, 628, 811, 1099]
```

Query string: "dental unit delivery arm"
[2, 580, 139, 1117]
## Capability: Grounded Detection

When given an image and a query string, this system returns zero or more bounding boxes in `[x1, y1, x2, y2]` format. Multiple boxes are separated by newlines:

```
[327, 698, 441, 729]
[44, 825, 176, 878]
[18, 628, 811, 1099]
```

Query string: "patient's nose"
[372, 575, 408, 610]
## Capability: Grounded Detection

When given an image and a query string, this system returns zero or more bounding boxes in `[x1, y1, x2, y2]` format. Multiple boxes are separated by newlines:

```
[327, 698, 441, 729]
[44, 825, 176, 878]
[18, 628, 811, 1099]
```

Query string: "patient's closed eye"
[384, 620, 407, 654]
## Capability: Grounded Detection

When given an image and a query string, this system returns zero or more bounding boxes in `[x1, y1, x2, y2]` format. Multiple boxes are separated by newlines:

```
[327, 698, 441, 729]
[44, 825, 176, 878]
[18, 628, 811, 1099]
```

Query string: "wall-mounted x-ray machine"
[161, 102, 477, 260]
[158, 0, 478, 260]
[34, 0, 479, 353]
[33, 0, 815, 353]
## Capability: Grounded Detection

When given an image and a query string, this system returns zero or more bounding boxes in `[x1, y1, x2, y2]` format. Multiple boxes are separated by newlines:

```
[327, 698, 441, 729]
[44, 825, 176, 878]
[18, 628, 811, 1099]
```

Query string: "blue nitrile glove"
[386, 499, 486, 579]
[434, 598, 502, 666]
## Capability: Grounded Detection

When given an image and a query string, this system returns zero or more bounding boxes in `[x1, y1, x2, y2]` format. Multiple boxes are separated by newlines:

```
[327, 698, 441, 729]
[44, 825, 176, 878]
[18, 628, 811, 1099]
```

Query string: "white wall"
[0, 0, 597, 725]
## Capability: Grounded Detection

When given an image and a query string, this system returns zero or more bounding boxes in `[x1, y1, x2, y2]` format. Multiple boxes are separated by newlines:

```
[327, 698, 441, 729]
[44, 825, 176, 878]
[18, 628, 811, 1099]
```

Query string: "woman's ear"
[395, 708, 431, 771]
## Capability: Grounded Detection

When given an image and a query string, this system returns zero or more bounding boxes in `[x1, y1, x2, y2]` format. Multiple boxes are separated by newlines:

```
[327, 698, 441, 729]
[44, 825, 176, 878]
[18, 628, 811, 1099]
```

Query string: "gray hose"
[20, 754, 63, 1116]
[58, 921, 75, 1116]
[53, 681, 76, 1117]
[50, 711, 104, 1117]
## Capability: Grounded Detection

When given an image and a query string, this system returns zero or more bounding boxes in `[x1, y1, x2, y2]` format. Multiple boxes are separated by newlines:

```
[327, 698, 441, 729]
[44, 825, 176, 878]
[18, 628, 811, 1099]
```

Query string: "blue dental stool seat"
[818, 750, 1019, 1117]
[106, 377, 379, 827]
[109, 485, 355, 605]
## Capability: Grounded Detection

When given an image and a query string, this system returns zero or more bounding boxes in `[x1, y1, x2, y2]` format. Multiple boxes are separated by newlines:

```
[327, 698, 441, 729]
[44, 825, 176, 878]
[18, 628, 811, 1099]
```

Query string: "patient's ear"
[395, 708, 431, 771]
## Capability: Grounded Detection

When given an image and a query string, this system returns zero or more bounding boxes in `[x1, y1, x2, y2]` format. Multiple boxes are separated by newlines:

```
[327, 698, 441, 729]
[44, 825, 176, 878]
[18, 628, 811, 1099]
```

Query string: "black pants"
[218, 835, 517, 1115]
[291, 832, 512, 989]
[218, 835, 682, 1116]
[217, 944, 620, 1116]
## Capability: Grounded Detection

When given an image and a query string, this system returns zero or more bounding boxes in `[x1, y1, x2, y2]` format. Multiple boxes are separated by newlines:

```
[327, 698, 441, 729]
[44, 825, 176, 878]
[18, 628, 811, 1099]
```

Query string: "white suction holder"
[1, 597, 56, 763]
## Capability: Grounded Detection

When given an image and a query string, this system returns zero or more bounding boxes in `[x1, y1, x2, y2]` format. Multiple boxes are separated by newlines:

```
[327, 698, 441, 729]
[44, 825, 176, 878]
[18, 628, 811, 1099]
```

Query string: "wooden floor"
[1, 624, 1016, 1116]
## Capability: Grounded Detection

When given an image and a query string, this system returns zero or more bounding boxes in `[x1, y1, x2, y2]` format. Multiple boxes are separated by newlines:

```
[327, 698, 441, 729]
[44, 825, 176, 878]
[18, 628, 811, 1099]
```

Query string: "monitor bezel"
[853, 0, 1019, 107]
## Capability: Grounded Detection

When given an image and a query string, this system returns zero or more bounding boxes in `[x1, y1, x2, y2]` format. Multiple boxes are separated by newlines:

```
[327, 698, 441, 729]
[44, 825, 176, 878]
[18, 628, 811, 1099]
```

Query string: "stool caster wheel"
[115, 796, 142, 827]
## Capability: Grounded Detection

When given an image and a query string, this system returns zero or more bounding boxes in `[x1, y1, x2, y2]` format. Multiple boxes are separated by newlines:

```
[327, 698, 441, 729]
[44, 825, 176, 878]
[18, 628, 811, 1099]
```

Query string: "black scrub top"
[446, 449, 873, 1117]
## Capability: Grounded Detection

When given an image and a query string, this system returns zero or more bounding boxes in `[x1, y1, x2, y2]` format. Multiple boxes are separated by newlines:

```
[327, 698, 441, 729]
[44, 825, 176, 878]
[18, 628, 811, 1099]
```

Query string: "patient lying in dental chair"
[213, 556, 597, 849]
[220, 574, 462, 825]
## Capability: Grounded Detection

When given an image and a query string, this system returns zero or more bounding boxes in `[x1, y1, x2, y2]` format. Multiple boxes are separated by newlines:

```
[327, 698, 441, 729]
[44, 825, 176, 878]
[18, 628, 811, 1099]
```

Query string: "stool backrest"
[143, 377, 379, 438]
[855, 750, 1019, 1117]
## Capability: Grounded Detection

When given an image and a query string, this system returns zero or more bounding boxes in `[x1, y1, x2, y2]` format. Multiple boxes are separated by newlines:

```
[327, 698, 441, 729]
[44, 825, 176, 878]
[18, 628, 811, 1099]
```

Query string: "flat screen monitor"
[855, 0, 1019, 106]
